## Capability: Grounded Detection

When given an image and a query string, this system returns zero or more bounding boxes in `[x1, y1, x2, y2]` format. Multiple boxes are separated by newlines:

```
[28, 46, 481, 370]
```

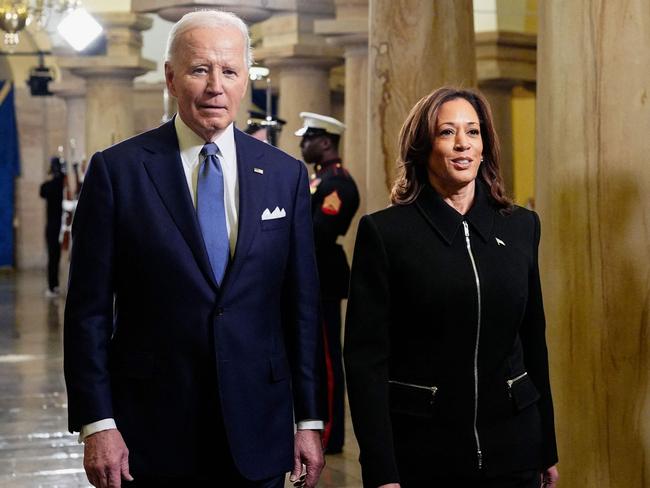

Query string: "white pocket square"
[261, 207, 286, 220]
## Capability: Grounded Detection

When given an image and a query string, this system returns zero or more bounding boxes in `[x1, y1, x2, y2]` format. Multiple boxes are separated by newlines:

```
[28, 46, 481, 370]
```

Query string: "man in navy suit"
[64, 10, 325, 488]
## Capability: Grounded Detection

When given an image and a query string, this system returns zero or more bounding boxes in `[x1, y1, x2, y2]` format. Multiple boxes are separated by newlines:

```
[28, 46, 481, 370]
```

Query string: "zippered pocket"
[506, 371, 540, 411]
[388, 380, 438, 418]
[389, 380, 439, 396]
[506, 371, 528, 394]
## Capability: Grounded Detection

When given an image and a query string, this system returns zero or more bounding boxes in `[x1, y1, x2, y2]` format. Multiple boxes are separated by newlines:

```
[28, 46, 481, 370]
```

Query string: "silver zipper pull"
[506, 371, 529, 388]
[463, 220, 470, 237]
[506, 371, 529, 398]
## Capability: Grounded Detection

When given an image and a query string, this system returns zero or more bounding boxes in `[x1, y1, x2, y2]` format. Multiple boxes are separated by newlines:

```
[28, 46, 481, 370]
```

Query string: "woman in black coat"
[344, 87, 559, 488]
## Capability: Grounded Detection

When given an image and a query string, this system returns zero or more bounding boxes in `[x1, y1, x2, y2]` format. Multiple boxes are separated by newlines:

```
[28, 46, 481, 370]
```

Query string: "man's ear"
[165, 62, 176, 97]
[320, 136, 332, 150]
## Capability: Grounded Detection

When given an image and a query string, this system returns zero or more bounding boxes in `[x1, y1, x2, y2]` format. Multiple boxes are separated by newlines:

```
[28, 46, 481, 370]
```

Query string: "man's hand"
[290, 430, 324, 488]
[83, 429, 133, 488]
[542, 465, 559, 488]
[378, 485, 401, 488]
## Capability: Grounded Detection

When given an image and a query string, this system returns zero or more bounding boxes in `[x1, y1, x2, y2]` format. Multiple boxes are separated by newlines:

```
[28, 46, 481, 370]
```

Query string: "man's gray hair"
[165, 10, 253, 69]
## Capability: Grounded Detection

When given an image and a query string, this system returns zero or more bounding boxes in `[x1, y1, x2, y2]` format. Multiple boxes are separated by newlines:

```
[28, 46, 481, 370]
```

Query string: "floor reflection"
[0, 270, 362, 487]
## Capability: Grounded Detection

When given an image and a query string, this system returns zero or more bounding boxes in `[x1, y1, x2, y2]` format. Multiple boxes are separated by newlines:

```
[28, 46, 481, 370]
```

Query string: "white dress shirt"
[80, 115, 322, 442]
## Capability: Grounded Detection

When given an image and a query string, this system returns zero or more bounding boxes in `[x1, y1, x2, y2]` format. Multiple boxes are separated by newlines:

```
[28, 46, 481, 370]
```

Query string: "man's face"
[300, 135, 325, 165]
[165, 26, 249, 141]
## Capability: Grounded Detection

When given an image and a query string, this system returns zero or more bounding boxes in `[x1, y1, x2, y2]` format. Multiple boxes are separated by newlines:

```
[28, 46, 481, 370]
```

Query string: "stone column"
[476, 31, 536, 198]
[50, 70, 87, 178]
[367, 0, 476, 212]
[254, 9, 342, 158]
[480, 81, 515, 192]
[536, 2, 650, 487]
[265, 58, 337, 158]
[315, 0, 368, 256]
[59, 13, 155, 157]
[235, 82, 254, 132]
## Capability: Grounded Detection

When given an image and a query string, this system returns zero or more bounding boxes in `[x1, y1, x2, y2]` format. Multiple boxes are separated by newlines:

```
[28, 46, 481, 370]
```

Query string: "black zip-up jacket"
[344, 181, 558, 487]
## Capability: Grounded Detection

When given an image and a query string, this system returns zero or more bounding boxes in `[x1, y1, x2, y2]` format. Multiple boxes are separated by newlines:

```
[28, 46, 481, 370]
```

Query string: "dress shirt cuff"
[297, 420, 324, 430]
[78, 418, 117, 443]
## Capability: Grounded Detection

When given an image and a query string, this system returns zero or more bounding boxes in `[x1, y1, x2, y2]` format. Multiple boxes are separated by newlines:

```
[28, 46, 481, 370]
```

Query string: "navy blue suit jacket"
[64, 120, 325, 480]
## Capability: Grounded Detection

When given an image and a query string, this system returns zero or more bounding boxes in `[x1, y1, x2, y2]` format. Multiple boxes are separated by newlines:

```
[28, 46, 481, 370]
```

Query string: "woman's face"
[427, 98, 483, 194]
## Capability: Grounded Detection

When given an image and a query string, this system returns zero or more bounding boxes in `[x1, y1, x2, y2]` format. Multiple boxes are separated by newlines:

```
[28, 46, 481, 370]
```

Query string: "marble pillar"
[64, 96, 86, 162]
[341, 44, 367, 255]
[274, 60, 334, 158]
[83, 75, 139, 156]
[476, 31, 537, 199]
[254, 9, 342, 158]
[367, 0, 477, 212]
[480, 81, 514, 193]
[315, 0, 369, 257]
[235, 82, 254, 133]
[51, 70, 87, 191]
[133, 81, 169, 135]
[536, 1, 650, 487]
[59, 13, 155, 157]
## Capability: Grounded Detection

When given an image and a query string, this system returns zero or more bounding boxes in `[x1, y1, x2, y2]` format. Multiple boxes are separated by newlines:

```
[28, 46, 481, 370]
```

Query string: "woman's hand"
[542, 465, 559, 487]
[378, 485, 400, 488]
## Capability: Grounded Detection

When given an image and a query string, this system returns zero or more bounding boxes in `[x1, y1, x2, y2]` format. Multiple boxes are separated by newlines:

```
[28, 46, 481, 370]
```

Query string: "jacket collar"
[220, 128, 266, 291]
[315, 158, 342, 175]
[140, 119, 218, 291]
[415, 179, 496, 245]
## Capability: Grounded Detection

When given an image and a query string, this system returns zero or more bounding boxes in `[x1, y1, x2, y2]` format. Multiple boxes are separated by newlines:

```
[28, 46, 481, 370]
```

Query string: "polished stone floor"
[0, 270, 362, 487]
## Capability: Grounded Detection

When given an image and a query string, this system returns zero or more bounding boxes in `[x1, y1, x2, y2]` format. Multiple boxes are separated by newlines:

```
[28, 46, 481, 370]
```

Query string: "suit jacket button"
[216, 307, 224, 316]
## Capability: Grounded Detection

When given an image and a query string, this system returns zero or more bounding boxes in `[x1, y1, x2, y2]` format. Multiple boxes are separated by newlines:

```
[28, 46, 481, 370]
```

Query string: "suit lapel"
[141, 120, 218, 291]
[221, 129, 267, 290]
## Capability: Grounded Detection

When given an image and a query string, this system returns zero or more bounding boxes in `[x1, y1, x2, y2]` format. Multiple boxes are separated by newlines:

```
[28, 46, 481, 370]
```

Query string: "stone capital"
[258, 52, 341, 71]
[94, 12, 154, 31]
[254, 12, 343, 68]
[132, 0, 335, 23]
[59, 56, 156, 81]
[476, 31, 536, 85]
[314, 0, 367, 52]
[49, 69, 86, 99]
[91, 13, 154, 58]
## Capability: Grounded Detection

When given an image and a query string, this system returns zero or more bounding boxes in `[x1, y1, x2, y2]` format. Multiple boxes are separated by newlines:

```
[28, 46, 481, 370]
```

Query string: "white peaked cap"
[295, 112, 346, 136]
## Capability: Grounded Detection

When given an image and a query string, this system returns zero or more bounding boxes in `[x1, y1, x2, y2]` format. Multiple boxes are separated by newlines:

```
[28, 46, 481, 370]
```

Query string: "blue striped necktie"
[197, 142, 229, 285]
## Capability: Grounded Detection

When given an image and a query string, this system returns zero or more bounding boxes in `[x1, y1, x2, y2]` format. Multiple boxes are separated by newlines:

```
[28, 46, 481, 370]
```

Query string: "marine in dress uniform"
[296, 112, 360, 453]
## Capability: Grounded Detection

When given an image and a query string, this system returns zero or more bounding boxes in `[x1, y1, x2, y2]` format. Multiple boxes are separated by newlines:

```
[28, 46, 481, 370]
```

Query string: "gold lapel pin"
[254, 168, 264, 174]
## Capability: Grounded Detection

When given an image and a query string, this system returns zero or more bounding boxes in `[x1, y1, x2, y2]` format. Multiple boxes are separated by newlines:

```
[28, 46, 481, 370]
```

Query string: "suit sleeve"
[519, 211, 558, 468]
[344, 215, 399, 486]
[63, 151, 116, 433]
[284, 161, 326, 422]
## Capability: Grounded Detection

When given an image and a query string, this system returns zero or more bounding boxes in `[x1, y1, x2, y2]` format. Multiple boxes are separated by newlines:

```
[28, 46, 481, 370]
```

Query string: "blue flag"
[0, 80, 21, 267]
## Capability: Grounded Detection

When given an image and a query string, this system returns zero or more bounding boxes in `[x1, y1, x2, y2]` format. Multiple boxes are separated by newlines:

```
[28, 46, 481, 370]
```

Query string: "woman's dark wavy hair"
[390, 86, 512, 212]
